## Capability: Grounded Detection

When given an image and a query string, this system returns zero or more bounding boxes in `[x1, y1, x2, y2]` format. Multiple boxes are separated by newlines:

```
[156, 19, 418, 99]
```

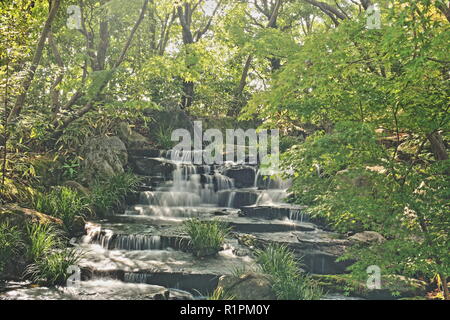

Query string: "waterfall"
[254, 169, 292, 190]
[131, 150, 242, 217]
[227, 191, 236, 208]
[255, 189, 288, 205]
[84, 230, 163, 250]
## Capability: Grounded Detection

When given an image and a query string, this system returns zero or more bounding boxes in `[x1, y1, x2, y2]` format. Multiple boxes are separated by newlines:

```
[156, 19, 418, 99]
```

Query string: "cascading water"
[253, 169, 291, 206]
[127, 152, 239, 217]
[3, 148, 351, 302]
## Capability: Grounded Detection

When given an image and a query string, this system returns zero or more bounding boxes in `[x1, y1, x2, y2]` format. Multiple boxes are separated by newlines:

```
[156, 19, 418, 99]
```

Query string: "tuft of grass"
[24, 248, 83, 286]
[24, 222, 83, 286]
[256, 244, 299, 277]
[0, 222, 23, 274]
[208, 286, 235, 300]
[26, 223, 61, 262]
[32, 186, 90, 233]
[184, 219, 230, 257]
[90, 172, 141, 216]
[230, 264, 257, 278]
[255, 244, 323, 300]
[155, 125, 174, 149]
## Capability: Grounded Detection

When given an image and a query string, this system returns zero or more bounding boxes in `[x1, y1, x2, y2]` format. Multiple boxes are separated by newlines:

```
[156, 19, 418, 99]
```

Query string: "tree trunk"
[181, 81, 195, 109]
[51, 0, 149, 140]
[236, 55, 253, 97]
[7, 0, 61, 123]
[436, 1, 450, 23]
[97, 18, 109, 71]
[428, 131, 448, 161]
[48, 32, 64, 118]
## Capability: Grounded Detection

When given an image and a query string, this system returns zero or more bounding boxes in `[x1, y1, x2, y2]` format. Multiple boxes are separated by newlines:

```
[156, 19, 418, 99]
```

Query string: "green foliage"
[24, 248, 83, 286]
[25, 223, 61, 262]
[61, 158, 81, 181]
[24, 222, 82, 286]
[282, 122, 450, 280]
[255, 244, 299, 277]
[32, 187, 90, 233]
[255, 244, 323, 300]
[279, 135, 303, 153]
[90, 172, 141, 216]
[155, 124, 175, 149]
[0, 222, 23, 274]
[183, 219, 230, 257]
[243, 0, 449, 294]
[208, 286, 235, 300]
[57, 101, 154, 151]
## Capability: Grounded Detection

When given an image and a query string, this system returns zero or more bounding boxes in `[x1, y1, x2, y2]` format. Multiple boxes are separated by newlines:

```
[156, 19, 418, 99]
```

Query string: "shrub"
[90, 172, 141, 216]
[0, 222, 23, 274]
[184, 219, 230, 257]
[155, 125, 174, 149]
[32, 187, 90, 233]
[25, 223, 61, 262]
[24, 222, 83, 286]
[255, 244, 323, 300]
[256, 244, 299, 277]
[25, 248, 83, 286]
[280, 135, 303, 153]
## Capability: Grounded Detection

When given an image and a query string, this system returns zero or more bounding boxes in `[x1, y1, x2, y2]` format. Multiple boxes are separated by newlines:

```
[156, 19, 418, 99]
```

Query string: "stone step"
[222, 165, 256, 188]
[217, 189, 259, 208]
[0, 279, 190, 300]
[129, 156, 176, 178]
[128, 205, 224, 217]
[76, 244, 254, 292]
[240, 204, 327, 226]
[237, 231, 351, 274]
[83, 231, 191, 251]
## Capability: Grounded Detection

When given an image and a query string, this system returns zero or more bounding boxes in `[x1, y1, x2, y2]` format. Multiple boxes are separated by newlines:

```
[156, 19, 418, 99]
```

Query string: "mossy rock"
[217, 273, 276, 300]
[116, 122, 151, 149]
[237, 233, 257, 248]
[63, 180, 91, 197]
[311, 274, 427, 300]
[0, 204, 63, 230]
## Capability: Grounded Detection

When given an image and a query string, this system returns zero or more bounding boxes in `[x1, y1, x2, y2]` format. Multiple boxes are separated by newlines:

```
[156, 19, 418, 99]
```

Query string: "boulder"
[63, 180, 90, 197]
[116, 122, 151, 150]
[223, 166, 256, 188]
[218, 190, 258, 208]
[80, 136, 127, 184]
[70, 216, 86, 237]
[0, 280, 172, 300]
[349, 231, 386, 244]
[129, 156, 176, 178]
[0, 204, 63, 229]
[217, 273, 276, 300]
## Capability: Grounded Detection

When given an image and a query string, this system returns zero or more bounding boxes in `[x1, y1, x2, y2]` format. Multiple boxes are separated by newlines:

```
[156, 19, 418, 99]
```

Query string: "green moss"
[311, 274, 427, 299]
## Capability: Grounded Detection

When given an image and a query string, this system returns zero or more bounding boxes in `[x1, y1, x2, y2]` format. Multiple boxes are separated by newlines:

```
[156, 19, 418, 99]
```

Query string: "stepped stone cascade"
[1, 148, 352, 300]
[72, 148, 352, 298]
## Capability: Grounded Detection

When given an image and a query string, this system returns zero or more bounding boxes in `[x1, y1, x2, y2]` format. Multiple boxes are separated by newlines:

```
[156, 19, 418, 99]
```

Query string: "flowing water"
[1, 149, 351, 300]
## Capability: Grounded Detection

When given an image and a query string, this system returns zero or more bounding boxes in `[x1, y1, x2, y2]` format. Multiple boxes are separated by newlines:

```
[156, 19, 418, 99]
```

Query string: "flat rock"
[217, 273, 276, 300]
[0, 279, 171, 300]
